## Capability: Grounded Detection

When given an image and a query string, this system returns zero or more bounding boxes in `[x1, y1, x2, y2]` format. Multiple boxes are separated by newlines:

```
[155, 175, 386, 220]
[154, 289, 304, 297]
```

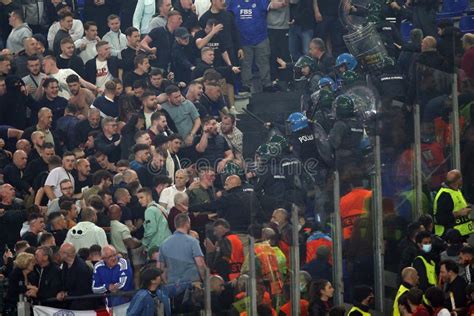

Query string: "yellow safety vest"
[414, 256, 437, 286]
[392, 284, 410, 316]
[433, 187, 472, 236]
[348, 306, 371, 316]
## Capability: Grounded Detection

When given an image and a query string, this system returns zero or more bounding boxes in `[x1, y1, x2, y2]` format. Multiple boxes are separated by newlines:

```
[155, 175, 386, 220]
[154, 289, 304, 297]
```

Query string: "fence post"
[451, 72, 461, 170]
[332, 171, 344, 306]
[413, 103, 423, 220]
[290, 204, 300, 315]
[204, 267, 212, 316]
[373, 135, 385, 313]
[249, 236, 258, 316]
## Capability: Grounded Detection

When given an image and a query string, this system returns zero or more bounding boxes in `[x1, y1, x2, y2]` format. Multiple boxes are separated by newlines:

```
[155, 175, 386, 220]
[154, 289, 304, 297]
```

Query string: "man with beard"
[21, 55, 47, 101]
[3, 150, 32, 195]
[67, 74, 95, 118]
[72, 158, 92, 195]
[137, 147, 168, 188]
[44, 151, 76, 201]
[140, 90, 158, 129]
[195, 116, 233, 173]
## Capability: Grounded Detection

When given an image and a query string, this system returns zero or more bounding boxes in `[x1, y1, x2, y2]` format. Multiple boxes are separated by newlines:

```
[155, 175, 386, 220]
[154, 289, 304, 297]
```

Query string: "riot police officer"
[335, 53, 362, 89]
[311, 89, 336, 133]
[287, 112, 331, 221]
[293, 56, 323, 113]
[329, 95, 364, 172]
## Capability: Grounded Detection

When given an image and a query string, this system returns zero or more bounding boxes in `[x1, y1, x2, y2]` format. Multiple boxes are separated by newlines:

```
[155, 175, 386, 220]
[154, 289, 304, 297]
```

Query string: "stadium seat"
[436, 0, 469, 19]
[400, 21, 413, 43]
[460, 15, 474, 32]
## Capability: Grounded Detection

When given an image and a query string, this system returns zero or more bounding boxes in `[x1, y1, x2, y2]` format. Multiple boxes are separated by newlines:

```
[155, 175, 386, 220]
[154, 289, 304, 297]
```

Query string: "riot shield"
[311, 122, 334, 167]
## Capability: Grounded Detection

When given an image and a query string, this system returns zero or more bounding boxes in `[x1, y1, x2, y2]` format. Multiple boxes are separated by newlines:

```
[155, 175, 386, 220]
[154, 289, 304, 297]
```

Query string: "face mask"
[422, 244, 432, 253]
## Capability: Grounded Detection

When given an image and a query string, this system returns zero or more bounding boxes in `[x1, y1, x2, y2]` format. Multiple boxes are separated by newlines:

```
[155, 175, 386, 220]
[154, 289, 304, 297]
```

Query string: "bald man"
[16, 139, 31, 155]
[393, 267, 419, 316]
[3, 150, 32, 195]
[58, 242, 96, 310]
[189, 174, 263, 233]
[109, 204, 141, 256]
[23, 107, 56, 147]
[75, 158, 92, 194]
[433, 169, 472, 237]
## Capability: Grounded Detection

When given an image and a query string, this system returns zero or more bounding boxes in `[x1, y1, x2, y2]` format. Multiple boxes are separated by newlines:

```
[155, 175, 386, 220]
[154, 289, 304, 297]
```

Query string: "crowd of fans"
[0, 0, 473, 314]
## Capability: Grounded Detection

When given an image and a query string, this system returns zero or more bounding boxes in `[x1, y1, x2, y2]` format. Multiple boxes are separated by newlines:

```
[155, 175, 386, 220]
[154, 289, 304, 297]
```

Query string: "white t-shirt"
[95, 59, 112, 90]
[144, 111, 153, 129]
[44, 166, 75, 198]
[74, 37, 98, 63]
[50, 68, 80, 99]
[159, 185, 186, 213]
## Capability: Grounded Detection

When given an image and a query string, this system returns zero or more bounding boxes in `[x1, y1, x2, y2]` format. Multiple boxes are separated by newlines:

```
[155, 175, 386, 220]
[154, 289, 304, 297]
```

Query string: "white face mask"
[422, 244, 432, 253]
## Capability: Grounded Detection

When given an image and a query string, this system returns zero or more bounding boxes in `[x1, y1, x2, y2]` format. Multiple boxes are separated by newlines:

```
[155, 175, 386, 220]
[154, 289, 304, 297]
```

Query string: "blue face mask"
[422, 244, 432, 253]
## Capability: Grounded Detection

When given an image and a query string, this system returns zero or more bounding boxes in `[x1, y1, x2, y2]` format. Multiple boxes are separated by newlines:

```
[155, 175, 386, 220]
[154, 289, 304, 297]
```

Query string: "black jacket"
[30, 263, 62, 307]
[95, 132, 121, 163]
[189, 186, 264, 232]
[84, 56, 120, 85]
[3, 164, 30, 194]
[61, 256, 98, 310]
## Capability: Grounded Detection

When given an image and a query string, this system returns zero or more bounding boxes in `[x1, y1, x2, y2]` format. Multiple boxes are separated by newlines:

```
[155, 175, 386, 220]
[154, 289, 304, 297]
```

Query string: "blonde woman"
[4, 252, 37, 315]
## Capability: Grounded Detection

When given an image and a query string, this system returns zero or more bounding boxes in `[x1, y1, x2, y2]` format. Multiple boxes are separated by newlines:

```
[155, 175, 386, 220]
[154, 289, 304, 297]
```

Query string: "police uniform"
[329, 117, 364, 168]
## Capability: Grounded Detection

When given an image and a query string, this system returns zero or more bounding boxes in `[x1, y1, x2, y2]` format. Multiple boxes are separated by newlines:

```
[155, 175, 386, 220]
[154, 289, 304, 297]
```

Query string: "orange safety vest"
[225, 234, 245, 280]
[280, 299, 310, 316]
[255, 242, 283, 295]
[340, 188, 372, 240]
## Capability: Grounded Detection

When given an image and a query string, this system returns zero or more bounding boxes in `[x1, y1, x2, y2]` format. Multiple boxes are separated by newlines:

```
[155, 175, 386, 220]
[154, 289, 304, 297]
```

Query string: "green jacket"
[143, 202, 171, 251]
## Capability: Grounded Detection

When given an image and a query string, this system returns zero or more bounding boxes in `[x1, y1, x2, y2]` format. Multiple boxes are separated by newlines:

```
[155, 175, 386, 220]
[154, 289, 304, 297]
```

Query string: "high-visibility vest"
[392, 284, 410, 316]
[348, 306, 371, 316]
[433, 187, 472, 236]
[413, 256, 437, 286]
[255, 242, 283, 295]
[225, 234, 244, 280]
[280, 299, 310, 316]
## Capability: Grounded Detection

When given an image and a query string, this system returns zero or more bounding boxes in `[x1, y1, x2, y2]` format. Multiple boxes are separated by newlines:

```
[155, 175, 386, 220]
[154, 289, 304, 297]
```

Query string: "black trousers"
[268, 28, 291, 81]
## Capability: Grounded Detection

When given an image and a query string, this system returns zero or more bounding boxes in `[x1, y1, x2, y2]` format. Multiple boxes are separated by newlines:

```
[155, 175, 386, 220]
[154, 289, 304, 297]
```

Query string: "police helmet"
[294, 55, 317, 81]
[335, 95, 355, 118]
[256, 142, 282, 161]
[269, 134, 289, 151]
[222, 160, 244, 177]
[340, 70, 360, 87]
[318, 77, 337, 92]
[318, 89, 335, 109]
[287, 112, 309, 132]
[335, 53, 358, 71]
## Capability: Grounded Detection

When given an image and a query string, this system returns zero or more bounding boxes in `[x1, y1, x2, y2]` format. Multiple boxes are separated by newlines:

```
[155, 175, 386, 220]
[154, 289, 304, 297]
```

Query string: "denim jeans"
[288, 25, 313, 61]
